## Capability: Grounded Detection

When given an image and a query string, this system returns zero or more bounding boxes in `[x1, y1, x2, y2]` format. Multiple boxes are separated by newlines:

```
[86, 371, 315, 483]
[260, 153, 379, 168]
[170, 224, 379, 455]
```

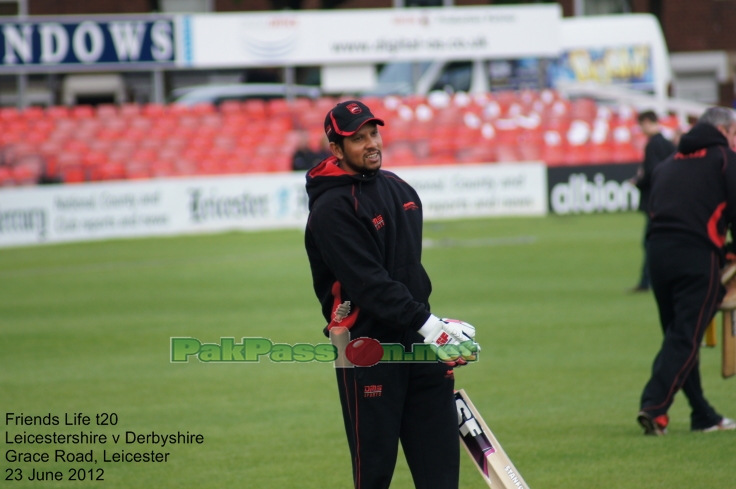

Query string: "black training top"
[635, 132, 675, 213]
[305, 156, 432, 341]
[648, 123, 736, 255]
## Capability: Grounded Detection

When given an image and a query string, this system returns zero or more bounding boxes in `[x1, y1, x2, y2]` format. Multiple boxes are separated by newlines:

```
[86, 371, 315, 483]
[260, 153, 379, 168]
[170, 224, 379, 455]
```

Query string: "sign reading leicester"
[0, 16, 175, 72]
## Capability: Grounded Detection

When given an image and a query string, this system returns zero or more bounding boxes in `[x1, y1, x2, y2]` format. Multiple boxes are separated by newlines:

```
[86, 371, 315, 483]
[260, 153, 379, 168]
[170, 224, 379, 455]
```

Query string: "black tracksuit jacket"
[305, 156, 432, 342]
[635, 132, 675, 213]
[648, 123, 736, 256]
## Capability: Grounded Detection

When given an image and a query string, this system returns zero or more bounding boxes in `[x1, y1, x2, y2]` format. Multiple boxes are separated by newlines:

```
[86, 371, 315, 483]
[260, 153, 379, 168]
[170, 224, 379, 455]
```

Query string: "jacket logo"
[403, 201, 419, 211]
[445, 369, 454, 379]
[674, 149, 706, 159]
[364, 385, 382, 397]
[372, 214, 385, 230]
[346, 103, 362, 114]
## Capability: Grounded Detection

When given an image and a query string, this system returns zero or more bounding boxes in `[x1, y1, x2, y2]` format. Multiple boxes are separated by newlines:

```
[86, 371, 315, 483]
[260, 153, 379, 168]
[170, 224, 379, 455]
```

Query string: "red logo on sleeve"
[403, 202, 419, 211]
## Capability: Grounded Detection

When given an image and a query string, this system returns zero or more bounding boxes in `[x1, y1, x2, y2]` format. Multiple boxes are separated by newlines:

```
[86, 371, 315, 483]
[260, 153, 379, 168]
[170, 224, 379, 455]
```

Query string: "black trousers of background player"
[335, 360, 458, 489]
[636, 213, 652, 289]
[641, 236, 724, 430]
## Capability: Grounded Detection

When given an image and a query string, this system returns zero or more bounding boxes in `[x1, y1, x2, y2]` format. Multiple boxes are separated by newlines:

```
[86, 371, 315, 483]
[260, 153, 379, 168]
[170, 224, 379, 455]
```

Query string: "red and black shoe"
[637, 411, 668, 436]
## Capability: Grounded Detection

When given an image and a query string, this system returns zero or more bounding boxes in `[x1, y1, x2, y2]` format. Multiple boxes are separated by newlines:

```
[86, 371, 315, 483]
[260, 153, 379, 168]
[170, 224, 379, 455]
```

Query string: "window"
[430, 62, 472, 93]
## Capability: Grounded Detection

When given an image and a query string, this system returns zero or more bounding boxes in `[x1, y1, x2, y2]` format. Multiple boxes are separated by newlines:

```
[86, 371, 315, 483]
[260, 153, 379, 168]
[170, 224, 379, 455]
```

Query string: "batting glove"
[418, 315, 480, 367]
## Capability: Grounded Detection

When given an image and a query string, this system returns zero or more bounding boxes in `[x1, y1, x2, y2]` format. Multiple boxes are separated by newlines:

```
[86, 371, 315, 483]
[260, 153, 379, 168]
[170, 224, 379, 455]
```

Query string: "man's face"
[719, 122, 736, 151]
[639, 119, 659, 137]
[331, 123, 383, 175]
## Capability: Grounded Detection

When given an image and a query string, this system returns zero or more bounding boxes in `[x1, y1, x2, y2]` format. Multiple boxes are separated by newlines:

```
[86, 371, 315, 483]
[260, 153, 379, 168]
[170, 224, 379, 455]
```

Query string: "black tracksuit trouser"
[335, 359, 459, 489]
[641, 236, 724, 429]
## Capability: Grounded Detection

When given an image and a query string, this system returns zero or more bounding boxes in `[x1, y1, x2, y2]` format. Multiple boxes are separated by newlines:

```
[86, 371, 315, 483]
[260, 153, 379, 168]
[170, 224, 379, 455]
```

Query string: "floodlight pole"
[17, 0, 28, 109]
[152, 69, 165, 104]
[574, 0, 584, 16]
[284, 66, 295, 103]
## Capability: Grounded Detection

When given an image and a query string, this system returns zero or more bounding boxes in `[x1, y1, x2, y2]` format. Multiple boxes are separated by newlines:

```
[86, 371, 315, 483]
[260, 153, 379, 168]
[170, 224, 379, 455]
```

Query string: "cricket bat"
[723, 310, 736, 378]
[704, 318, 717, 347]
[455, 389, 530, 489]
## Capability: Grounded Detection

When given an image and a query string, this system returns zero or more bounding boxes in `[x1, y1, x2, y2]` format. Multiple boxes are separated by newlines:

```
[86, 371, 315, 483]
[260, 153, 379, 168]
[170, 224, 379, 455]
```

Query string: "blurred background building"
[0, 0, 733, 107]
[0, 0, 731, 188]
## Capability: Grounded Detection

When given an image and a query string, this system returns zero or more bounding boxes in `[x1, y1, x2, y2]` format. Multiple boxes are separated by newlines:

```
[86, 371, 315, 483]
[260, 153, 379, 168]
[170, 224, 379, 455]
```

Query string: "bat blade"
[455, 389, 530, 489]
[723, 311, 736, 378]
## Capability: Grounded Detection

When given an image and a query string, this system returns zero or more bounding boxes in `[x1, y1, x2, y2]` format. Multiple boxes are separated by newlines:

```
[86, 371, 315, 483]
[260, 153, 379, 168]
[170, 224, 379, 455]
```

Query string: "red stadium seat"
[12, 163, 41, 185]
[151, 160, 176, 177]
[60, 166, 86, 184]
[270, 154, 292, 172]
[167, 102, 189, 114]
[243, 100, 267, 119]
[72, 105, 95, 119]
[96, 104, 118, 119]
[0, 107, 21, 123]
[0, 166, 13, 186]
[496, 144, 521, 162]
[222, 157, 247, 174]
[268, 98, 292, 118]
[21, 106, 44, 120]
[120, 104, 141, 118]
[96, 162, 126, 181]
[46, 106, 70, 119]
[83, 151, 107, 168]
[126, 161, 152, 180]
[190, 103, 215, 115]
[142, 103, 166, 117]
[220, 100, 242, 114]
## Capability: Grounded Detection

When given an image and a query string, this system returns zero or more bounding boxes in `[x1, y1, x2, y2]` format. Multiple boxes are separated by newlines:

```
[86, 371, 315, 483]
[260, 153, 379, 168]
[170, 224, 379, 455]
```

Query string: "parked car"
[169, 83, 322, 106]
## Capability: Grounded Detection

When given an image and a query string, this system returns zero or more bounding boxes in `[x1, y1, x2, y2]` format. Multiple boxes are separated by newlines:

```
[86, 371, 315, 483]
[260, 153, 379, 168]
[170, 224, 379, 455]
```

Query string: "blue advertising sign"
[549, 45, 654, 92]
[0, 16, 175, 73]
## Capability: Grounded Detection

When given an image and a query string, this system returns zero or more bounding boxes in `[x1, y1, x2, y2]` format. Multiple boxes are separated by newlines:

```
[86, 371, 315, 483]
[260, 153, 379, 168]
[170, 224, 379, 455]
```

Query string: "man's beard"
[343, 151, 381, 175]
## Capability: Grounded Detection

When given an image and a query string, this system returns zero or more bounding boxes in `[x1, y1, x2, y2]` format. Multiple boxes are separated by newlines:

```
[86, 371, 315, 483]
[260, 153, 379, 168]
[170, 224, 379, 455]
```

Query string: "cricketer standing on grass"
[629, 110, 675, 293]
[637, 107, 736, 435]
[304, 100, 480, 489]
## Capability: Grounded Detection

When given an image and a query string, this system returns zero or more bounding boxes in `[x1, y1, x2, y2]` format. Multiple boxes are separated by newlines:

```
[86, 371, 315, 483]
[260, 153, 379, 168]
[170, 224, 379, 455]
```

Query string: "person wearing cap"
[304, 100, 479, 489]
[637, 106, 736, 436]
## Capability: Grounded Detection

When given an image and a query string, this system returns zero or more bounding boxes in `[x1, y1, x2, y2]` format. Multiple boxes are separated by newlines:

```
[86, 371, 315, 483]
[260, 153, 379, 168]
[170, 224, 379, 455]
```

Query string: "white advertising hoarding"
[0, 163, 546, 248]
[177, 5, 561, 68]
[0, 174, 309, 248]
[398, 162, 547, 219]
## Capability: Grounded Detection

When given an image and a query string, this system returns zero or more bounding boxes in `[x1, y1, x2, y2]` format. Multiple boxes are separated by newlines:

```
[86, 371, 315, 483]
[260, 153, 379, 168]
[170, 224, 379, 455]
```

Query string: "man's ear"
[330, 141, 343, 160]
[716, 125, 729, 141]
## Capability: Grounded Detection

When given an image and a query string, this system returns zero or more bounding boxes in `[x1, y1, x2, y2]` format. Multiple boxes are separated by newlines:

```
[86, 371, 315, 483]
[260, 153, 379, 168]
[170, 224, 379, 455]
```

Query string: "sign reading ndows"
[0, 17, 175, 72]
[0, 163, 546, 248]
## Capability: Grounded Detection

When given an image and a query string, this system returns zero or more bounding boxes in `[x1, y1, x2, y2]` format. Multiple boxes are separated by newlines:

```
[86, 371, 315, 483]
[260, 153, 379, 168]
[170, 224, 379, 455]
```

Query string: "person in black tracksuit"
[305, 101, 476, 488]
[631, 110, 675, 291]
[638, 107, 736, 435]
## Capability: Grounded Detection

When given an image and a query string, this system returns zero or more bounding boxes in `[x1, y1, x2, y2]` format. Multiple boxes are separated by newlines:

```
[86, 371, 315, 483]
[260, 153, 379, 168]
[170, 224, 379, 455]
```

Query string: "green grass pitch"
[1, 212, 734, 488]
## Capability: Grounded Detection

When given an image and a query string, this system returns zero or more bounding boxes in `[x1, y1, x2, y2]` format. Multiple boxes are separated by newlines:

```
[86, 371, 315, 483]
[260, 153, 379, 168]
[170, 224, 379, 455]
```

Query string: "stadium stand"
[0, 89, 685, 186]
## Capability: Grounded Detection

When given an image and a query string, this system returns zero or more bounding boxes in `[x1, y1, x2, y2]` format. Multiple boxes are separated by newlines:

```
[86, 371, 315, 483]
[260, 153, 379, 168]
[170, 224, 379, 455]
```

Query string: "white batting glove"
[418, 315, 480, 366]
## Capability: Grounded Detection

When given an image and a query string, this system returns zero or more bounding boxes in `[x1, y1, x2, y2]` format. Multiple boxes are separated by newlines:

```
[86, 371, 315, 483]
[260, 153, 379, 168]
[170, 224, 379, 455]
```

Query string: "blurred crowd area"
[0, 89, 685, 186]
